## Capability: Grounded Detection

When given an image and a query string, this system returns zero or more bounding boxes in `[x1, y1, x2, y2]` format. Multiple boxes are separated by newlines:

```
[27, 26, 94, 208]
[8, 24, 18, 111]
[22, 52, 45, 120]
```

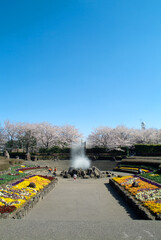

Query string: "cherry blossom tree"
[58, 125, 82, 148]
[2, 121, 83, 152]
[0, 124, 5, 151]
[3, 121, 37, 152]
[141, 128, 160, 144]
[113, 126, 135, 148]
[87, 126, 161, 150]
[2, 120, 161, 154]
[17, 124, 37, 153]
[87, 127, 115, 150]
[3, 120, 18, 142]
[3, 120, 21, 151]
[33, 122, 59, 149]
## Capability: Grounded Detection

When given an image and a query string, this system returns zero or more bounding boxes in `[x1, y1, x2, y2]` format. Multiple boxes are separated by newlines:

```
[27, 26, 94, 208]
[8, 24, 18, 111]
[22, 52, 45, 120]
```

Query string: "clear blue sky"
[0, 0, 161, 137]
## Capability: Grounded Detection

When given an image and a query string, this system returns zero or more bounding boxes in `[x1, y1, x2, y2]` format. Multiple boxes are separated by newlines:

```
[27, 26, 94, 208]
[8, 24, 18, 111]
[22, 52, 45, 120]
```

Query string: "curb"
[0, 178, 58, 219]
[109, 178, 156, 220]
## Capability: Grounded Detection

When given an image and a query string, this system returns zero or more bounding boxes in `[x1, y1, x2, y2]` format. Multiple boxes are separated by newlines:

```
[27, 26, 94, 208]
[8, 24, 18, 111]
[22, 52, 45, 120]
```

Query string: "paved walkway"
[25, 177, 138, 221]
[0, 175, 161, 240]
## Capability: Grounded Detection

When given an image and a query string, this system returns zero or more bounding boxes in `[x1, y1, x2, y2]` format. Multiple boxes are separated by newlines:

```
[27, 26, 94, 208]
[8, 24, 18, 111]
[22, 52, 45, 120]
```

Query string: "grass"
[0, 156, 35, 185]
[141, 170, 161, 184]
[0, 164, 37, 185]
[116, 162, 161, 184]
[0, 172, 27, 185]
[0, 165, 27, 185]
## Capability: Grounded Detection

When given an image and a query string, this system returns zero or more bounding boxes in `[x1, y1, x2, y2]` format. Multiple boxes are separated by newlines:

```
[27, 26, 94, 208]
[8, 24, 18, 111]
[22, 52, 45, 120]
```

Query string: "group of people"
[48, 167, 57, 176]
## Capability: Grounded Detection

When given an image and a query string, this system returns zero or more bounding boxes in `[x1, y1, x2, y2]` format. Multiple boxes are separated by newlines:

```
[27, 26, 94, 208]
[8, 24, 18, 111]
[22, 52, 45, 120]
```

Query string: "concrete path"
[0, 175, 161, 240]
[25, 177, 138, 221]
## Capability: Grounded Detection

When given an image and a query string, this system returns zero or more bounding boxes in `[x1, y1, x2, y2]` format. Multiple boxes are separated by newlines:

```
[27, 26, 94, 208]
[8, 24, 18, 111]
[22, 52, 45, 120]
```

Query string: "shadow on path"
[104, 183, 142, 220]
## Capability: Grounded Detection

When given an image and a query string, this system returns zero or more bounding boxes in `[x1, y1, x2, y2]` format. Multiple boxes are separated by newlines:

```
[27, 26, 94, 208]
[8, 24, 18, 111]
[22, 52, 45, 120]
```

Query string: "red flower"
[0, 206, 16, 214]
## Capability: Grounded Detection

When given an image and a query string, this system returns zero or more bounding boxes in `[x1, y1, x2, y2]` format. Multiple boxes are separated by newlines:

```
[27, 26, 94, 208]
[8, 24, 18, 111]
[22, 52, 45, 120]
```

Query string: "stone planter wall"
[109, 178, 156, 220]
[0, 178, 58, 219]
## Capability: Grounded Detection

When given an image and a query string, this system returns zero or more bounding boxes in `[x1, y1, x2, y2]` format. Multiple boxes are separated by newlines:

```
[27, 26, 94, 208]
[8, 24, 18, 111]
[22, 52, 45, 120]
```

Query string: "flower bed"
[0, 175, 56, 218]
[0, 165, 37, 185]
[0, 165, 49, 186]
[112, 175, 161, 219]
[16, 166, 48, 172]
[114, 166, 151, 173]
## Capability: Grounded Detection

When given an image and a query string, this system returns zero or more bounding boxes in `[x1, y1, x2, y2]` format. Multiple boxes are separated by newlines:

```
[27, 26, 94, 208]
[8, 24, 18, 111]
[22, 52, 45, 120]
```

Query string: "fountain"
[60, 141, 103, 179]
[70, 141, 91, 170]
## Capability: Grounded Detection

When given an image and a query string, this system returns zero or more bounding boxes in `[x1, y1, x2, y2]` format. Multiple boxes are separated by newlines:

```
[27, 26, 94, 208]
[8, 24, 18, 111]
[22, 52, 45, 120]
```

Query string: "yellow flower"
[0, 175, 52, 211]
[112, 175, 161, 214]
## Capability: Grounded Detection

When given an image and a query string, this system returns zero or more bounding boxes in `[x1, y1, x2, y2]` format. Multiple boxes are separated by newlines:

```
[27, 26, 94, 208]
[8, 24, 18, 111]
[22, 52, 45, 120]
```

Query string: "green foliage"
[5, 131, 37, 153]
[39, 148, 48, 154]
[135, 144, 161, 156]
[141, 171, 161, 184]
[19, 131, 37, 153]
[86, 147, 126, 160]
[9, 152, 27, 159]
[86, 147, 107, 154]
[61, 147, 70, 153]
[0, 172, 27, 185]
[5, 140, 20, 151]
[86, 147, 126, 155]
[48, 146, 61, 153]
[39, 146, 70, 154]
[38, 146, 126, 160]
[0, 164, 35, 185]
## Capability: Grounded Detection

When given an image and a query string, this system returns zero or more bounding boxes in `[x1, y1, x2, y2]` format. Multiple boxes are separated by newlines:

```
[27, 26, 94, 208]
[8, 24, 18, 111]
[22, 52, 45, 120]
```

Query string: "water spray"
[70, 141, 91, 170]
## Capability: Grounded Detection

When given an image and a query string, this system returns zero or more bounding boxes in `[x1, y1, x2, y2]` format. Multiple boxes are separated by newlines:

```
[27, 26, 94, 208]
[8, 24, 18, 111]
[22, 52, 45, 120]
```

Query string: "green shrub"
[9, 152, 27, 159]
[39, 146, 70, 154]
[135, 144, 161, 156]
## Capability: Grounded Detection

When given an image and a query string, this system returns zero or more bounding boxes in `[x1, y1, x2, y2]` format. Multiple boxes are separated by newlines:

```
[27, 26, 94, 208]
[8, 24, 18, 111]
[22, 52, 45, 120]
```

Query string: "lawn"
[141, 171, 161, 184]
[0, 163, 37, 185]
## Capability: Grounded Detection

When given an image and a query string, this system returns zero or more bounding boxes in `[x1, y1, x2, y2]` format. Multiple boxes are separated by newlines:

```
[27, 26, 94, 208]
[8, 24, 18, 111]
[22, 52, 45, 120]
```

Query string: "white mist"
[70, 143, 91, 170]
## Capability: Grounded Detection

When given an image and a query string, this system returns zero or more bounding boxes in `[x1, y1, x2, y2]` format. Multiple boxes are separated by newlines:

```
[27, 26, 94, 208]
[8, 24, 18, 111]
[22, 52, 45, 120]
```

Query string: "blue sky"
[0, 0, 161, 137]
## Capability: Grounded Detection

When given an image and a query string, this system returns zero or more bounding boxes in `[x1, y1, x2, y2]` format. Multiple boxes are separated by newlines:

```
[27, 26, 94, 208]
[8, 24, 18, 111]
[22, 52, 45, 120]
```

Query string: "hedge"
[39, 147, 70, 154]
[86, 147, 127, 156]
[135, 144, 161, 156]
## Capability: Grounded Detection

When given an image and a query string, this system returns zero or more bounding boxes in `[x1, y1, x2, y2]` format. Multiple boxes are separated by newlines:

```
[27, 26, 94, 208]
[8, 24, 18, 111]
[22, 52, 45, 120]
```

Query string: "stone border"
[0, 178, 58, 219]
[109, 178, 157, 220]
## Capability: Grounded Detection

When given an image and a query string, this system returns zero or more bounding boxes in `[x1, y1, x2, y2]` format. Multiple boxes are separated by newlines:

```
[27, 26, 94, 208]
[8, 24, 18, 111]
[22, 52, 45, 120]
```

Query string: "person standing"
[138, 168, 142, 174]
[73, 174, 77, 180]
[53, 167, 57, 176]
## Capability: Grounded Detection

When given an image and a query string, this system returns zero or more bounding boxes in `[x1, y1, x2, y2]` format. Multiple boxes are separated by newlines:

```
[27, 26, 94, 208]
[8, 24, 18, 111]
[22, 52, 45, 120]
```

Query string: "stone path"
[0, 174, 161, 240]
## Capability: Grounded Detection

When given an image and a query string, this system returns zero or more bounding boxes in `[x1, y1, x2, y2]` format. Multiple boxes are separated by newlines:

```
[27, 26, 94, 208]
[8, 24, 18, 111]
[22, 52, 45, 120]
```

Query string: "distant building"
[141, 122, 146, 130]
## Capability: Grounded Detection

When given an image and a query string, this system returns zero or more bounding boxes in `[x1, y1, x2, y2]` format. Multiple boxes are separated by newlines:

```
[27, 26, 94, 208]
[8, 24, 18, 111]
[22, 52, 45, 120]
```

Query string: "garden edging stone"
[1, 178, 58, 219]
[109, 178, 156, 220]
